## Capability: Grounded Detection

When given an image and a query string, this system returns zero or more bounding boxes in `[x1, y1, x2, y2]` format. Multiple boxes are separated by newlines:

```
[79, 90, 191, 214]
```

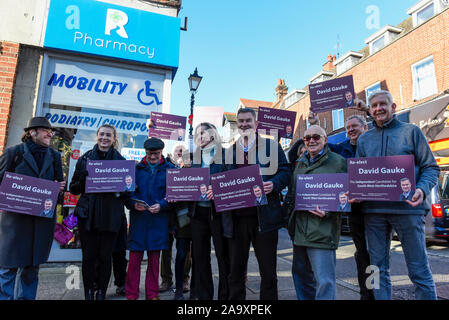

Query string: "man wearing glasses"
[0, 117, 65, 300]
[308, 111, 374, 300]
[285, 125, 347, 300]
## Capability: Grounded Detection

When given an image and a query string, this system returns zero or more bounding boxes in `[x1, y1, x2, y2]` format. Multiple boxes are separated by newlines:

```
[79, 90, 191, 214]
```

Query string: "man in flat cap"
[125, 137, 176, 300]
[0, 117, 66, 300]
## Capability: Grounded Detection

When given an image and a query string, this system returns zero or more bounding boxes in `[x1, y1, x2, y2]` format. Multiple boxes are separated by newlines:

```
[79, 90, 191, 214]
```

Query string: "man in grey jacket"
[354, 90, 440, 300]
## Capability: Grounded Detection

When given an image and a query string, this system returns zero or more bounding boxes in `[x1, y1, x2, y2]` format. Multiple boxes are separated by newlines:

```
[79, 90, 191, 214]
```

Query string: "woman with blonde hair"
[70, 124, 132, 300]
[187, 122, 231, 300]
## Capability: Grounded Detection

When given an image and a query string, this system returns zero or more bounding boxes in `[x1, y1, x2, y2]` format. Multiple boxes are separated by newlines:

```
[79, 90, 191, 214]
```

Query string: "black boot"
[84, 289, 94, 300]
[95, 290, 105, 300]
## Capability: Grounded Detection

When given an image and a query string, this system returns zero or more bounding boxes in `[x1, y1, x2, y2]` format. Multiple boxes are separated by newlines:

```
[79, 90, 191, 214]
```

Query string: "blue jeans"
[292, 245, 336, 300]
[175, 238, 191, 291]
[364, 214, 437, 300]
[0, 266, 40, 300]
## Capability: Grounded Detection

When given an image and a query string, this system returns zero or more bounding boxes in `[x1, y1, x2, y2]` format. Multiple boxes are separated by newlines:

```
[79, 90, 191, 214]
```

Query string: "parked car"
[425, 171, 449, 242]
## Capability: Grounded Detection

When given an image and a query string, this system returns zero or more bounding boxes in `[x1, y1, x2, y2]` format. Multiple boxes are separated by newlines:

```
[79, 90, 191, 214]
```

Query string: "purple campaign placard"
[295, 173, 350, 212]
[86, 160, 136, 193]
[0, 172, 60, 219]
[348, 155, 416, 202]
[166, 168, 210, 201]
[211, 165, 266, 213]
[148, 111, 187, 141]
[309, 75, 356, 113]
[257, 107, 297, 139]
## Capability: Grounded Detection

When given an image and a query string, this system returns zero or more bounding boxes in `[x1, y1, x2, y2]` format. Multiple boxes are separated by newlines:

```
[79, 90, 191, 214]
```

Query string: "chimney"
[323, 54, 336, 72]
[275, 79, 288, 100]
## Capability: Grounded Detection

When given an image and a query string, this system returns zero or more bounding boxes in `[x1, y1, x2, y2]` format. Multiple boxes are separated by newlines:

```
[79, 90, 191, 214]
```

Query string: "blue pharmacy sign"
[44, 0, 180, 69]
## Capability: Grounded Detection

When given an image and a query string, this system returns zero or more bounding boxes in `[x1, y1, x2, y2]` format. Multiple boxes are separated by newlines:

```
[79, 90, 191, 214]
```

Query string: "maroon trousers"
[125, 250, 160, 300]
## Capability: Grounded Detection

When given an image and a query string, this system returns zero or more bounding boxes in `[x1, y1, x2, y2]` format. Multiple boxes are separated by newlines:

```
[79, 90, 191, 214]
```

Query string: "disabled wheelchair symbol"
[137, 81, 162, 106]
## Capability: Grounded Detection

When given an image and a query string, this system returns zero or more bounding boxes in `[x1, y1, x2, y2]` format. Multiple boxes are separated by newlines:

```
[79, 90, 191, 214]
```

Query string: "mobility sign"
[295, 174, 350, 212]
[166, 168, 210, 201]
[257, 107, 297, 139]
[348, 155, 416, 202]
[44, 58, 165, 114]
[210, 165, 266, 213]
[0, 172, 60, 219]
[85, 160, 136, 193]
[309, 75, 356, 113]
[149, 112, 187, 141]
[44, 0, 180, 68]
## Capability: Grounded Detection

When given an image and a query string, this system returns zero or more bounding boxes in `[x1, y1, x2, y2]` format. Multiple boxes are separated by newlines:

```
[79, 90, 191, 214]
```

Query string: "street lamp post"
[188, 68, 202, 136]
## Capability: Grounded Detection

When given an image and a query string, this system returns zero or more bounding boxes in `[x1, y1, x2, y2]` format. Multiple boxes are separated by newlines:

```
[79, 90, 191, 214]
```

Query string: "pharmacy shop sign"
[44, 0, 180, 68]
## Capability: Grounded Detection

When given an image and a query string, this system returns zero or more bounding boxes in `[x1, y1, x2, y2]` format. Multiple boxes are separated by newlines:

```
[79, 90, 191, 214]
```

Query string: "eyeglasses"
[304, 134, 323, 142]
[37, 128, 54, 136]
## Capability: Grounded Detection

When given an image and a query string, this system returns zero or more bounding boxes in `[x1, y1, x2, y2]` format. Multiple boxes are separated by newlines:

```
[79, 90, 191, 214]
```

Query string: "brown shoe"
[150, 296, 160, 300]
[159, 281, 173, 292]
[183, 280, 190, 293]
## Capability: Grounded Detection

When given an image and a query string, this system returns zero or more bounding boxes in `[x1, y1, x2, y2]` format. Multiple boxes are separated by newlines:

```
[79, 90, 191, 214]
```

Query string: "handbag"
[74, 196, 89, 219]
[63, 212, 78, 229]
[54, 223, 74, 245]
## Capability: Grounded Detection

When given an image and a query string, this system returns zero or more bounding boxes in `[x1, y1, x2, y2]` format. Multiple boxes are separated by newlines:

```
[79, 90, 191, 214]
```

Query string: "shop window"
[332, 109, 344, 130]
[39, 56, 169, 250]
[412, 56, 438, 100]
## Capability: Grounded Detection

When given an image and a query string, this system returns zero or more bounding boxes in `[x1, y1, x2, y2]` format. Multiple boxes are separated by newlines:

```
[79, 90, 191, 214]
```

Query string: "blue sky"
[169, 0, 419, 118]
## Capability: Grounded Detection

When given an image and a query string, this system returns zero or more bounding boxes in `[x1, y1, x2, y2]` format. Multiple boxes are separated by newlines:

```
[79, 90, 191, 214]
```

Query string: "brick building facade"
[285, 5, 449, 143]
[0, 42, 19, 154]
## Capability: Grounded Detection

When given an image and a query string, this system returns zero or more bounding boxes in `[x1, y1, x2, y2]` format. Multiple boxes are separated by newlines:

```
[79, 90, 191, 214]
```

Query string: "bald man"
[285, 125, 347, 300]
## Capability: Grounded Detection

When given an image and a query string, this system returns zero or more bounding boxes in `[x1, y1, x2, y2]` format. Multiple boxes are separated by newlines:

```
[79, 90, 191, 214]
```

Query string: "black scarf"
[91, 144, 115, 161]
[26, 139, 48, 171]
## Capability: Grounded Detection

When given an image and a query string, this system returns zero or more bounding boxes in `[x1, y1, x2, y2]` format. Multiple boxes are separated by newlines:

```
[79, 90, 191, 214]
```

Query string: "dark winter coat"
[69, 144, 132, 233]
[128, 157, 175, 251]
[221, 135, 291, 237]
[0, 142, 63, 268]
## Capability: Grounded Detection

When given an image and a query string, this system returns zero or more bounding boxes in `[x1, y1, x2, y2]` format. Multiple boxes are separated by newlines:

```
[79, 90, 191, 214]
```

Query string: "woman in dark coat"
[0, 117, 65, 300]
[188, 122, 231, 300]
[70, 124, 132, 300]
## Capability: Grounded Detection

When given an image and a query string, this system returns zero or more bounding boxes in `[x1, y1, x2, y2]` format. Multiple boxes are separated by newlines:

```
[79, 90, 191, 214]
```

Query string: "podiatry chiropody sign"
[348, 155, 416, 201]
[0, 172, 60, 218]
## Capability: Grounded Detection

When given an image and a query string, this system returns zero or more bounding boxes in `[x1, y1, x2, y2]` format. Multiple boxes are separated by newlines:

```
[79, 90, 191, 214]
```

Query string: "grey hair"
[368, 90, 393, 106]
[345, 115, 367, 127]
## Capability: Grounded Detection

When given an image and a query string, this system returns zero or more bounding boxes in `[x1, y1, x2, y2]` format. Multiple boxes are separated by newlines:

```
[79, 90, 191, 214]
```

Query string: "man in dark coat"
[0, 117, 65, 300]
[221, 108, 291, 300]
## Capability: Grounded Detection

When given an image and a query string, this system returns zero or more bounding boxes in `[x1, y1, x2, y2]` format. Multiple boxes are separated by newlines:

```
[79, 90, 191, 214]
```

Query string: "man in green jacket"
[285, 125, 347, 300]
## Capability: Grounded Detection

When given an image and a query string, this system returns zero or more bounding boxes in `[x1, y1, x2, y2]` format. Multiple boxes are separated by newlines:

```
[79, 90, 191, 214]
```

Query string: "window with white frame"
[332, 109, 344, 130]
[365, 82, 382, 101]
[416, 2, 435, 26]
[411, 56, 438, 100]
[371, 36, 385, 54]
